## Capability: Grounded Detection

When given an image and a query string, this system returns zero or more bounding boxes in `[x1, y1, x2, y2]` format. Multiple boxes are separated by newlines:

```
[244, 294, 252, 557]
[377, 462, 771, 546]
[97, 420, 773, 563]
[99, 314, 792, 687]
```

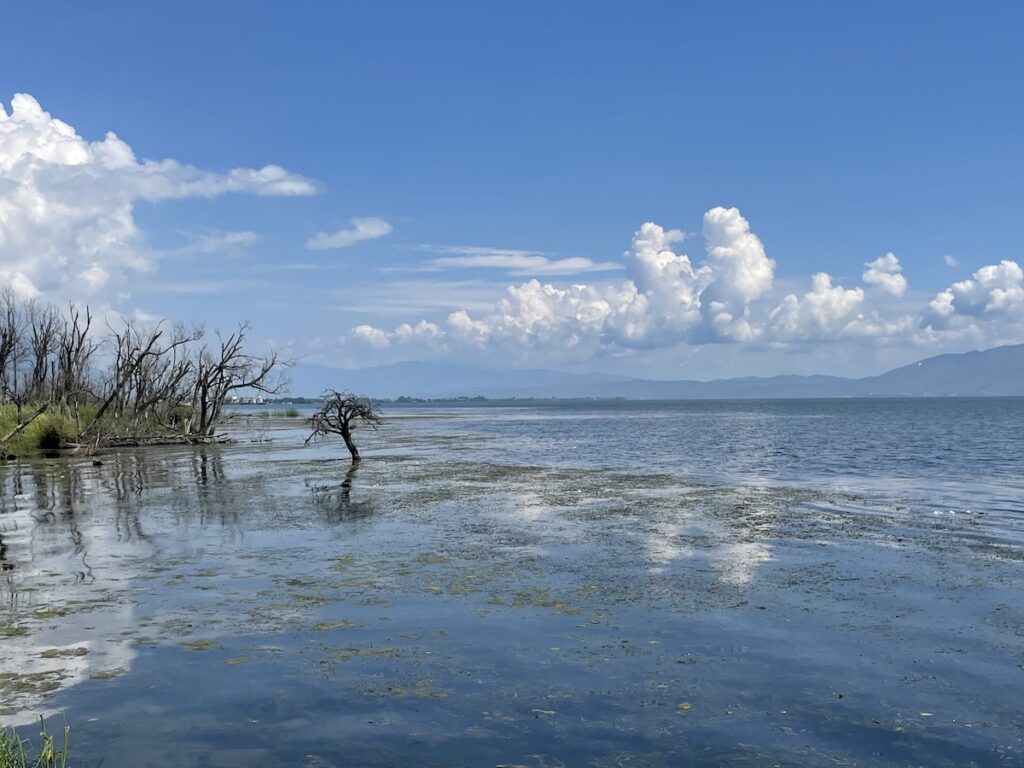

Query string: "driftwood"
[66, 433, 234, 450]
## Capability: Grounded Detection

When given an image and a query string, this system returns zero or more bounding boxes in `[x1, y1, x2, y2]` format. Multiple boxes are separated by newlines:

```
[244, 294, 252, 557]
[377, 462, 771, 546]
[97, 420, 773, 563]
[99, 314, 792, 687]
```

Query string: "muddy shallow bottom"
[1, 402, 1022, 766]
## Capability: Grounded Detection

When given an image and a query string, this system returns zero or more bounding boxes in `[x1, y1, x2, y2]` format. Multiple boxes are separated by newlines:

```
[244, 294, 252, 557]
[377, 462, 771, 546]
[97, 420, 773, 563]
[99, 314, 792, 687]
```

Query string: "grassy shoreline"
[0, 403, 214, 458]
[0, 405, 92, 457]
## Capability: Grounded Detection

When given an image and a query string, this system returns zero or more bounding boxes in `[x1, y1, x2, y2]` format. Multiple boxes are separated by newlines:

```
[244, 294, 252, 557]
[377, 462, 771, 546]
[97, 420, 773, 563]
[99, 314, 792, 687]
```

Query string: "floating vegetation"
[0, 624, 28, 639]
[88, 669, 127, 681]
[36, 649, 88, 661]
[311, 620, 360, 632]
[179, 639, 223, 652]
[0, 674, 65, 698]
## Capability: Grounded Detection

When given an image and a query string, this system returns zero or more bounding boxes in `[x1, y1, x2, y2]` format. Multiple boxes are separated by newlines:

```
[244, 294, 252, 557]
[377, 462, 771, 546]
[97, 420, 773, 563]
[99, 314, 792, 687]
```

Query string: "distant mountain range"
[286, 343, 1024, 399]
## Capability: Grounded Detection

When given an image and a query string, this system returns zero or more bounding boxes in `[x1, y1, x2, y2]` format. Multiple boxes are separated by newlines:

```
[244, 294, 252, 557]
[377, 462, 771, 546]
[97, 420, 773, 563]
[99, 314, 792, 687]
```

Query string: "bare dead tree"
[55, 304, 98, 406]
[0, 289, 26, 405]
[25, 300, 61, 403]
[83, 321, 168, 438]
[188, 322, 287, 437]
[127, 324, 202, 436]
[305, 390, 382, 462]
[0, 292, 286, 450]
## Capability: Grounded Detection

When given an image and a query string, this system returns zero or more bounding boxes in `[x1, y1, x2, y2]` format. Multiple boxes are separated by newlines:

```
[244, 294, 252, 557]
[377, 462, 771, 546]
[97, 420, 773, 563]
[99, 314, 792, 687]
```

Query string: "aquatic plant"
[0, 718, 69, 768]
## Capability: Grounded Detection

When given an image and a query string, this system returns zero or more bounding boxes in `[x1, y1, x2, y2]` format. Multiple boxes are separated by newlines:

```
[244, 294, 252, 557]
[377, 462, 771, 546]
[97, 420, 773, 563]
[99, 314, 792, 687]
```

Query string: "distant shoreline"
[241, 394, 1024, 407]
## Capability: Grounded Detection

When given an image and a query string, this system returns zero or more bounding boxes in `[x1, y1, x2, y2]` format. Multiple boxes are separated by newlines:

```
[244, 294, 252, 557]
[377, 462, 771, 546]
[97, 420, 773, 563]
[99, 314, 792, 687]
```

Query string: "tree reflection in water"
[307, 462, 376, 522]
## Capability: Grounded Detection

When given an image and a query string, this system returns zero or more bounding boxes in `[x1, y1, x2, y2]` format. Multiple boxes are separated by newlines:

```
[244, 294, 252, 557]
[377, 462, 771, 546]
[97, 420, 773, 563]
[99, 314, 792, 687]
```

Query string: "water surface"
[1, 399, 1021, 766]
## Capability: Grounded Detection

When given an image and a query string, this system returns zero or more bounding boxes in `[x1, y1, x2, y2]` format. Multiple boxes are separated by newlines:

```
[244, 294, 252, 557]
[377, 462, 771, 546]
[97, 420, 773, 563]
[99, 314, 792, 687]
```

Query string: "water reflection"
[0, 446, 281, 724]
[0, 404, 1020, 766]
[307, 462, 377, 522]
[0, 459, 150, 724]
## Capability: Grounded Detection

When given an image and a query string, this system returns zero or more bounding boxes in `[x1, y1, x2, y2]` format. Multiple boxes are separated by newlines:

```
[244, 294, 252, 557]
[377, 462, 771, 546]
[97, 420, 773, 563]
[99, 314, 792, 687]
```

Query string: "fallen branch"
[63, 434, 234, 451]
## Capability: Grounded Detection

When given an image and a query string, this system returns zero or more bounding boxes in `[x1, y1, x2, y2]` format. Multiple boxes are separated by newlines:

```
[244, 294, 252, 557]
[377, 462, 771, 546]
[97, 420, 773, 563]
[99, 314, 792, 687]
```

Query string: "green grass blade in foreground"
[0, 718, 70, 768]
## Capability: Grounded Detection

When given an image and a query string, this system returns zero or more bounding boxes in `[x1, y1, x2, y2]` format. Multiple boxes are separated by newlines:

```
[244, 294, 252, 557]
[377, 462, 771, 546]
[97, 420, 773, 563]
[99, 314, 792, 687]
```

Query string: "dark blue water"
[1, 399, 1022, 766]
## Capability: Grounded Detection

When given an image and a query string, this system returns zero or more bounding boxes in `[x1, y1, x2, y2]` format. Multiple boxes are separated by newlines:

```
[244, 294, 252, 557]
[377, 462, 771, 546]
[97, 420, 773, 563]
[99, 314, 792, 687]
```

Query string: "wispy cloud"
[252, 262, 335, 273]
[160, 230, 262, 259]
[944, 254, 960, 268]
[306, 217, 393, 250]
[421, 245, 621, 276]
[331, 279, 504, 316]
[143, 278, 268, 294]
[192, 230, 261, 253]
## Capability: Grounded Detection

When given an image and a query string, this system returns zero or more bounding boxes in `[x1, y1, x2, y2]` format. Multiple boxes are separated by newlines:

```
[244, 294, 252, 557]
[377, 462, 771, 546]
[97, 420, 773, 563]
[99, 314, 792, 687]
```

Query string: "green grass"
[0, 402, 197, 456]
[0, 405, 87, 456]
[0, 718, 69, 768]
[271, 408, 301, 418]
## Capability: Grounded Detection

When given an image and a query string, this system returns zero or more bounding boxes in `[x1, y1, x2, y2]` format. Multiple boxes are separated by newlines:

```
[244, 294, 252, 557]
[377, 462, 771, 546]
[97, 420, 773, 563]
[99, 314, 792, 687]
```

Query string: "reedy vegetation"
[0, 290, 286, 454]
[0, 718, 69, 768]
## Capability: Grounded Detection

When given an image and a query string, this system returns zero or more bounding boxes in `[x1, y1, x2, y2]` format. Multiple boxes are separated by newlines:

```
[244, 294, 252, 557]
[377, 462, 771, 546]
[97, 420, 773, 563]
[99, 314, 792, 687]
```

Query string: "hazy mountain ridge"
[288, 344, 1024, 399]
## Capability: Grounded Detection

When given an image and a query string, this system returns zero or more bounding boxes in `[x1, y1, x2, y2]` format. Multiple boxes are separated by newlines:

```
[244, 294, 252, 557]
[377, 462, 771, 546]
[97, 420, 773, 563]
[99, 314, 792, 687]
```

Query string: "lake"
[1, 399, 1022, 766]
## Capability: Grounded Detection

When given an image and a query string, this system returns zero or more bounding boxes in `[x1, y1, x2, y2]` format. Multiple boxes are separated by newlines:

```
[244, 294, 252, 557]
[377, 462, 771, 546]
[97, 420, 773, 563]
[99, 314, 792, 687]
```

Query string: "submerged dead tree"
[305, 390, 381, 462]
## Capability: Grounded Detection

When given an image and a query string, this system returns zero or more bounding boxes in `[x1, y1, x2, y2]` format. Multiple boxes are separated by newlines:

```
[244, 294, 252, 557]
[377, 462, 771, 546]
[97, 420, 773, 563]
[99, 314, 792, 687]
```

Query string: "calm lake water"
[1, 399, 1022, 767]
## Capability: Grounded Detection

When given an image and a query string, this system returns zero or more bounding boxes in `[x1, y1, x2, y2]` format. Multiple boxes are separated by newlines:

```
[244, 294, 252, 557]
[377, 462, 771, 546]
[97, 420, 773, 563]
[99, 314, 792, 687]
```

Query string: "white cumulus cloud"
[342, 208, 1022, 357]
[766, 273, 866, 341]
[351, 206, 780, 351]
[306, 217, 392, 250]
[862, 252, 907, 297]
[0, 92, 317, 298]
[923, 260, 1024, 331]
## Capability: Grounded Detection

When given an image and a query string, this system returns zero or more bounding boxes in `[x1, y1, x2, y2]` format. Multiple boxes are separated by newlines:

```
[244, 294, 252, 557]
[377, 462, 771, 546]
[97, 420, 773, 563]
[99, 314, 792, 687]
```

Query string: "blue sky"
[1, 1, 1022, 378]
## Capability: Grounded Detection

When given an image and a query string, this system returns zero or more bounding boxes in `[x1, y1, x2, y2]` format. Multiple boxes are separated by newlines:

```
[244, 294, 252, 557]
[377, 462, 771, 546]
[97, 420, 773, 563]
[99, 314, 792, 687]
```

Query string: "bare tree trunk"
[341, 424, 360, 462]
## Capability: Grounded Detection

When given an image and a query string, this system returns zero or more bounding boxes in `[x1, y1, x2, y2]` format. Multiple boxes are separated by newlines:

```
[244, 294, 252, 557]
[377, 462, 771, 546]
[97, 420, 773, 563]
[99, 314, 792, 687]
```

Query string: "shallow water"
[1, 399, 1022, 766]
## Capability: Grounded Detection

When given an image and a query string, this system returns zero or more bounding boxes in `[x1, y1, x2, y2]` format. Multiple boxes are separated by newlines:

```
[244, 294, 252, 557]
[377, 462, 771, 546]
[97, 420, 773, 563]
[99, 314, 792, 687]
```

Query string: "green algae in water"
[89, 668, 128, 681]
[0, 622, 29, 638]
[311, 620, 360, 631]
[0, 672, 65, 696]
[414, 553, 450, 565]
[180, 639, 223, 652]
[30, 607, 69, 620]
[37, 647, 89, 659]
